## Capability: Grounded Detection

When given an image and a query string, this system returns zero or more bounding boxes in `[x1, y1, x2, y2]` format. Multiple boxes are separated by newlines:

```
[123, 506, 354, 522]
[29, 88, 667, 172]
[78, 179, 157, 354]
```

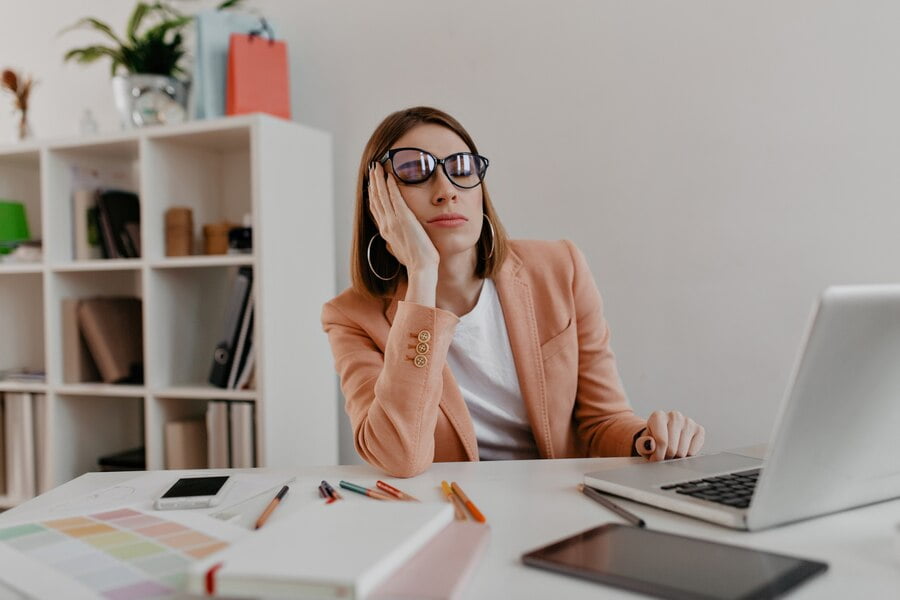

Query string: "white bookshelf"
[0, 114, 338, 508]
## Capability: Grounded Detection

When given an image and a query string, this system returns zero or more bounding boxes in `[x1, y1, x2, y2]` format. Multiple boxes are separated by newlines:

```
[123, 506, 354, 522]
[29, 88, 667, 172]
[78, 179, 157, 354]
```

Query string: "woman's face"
[385, 123, 484, 260]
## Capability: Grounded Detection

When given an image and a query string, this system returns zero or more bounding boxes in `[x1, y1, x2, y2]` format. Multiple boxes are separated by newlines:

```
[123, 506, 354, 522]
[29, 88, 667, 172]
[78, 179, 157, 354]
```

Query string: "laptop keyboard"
[660, 468, 760, 509]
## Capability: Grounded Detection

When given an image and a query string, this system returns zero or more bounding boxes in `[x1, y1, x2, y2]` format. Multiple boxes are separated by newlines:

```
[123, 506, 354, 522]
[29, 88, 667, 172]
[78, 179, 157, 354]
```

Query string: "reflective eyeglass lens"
[445, 153, 485, 188]
[392, 149, 435, 183]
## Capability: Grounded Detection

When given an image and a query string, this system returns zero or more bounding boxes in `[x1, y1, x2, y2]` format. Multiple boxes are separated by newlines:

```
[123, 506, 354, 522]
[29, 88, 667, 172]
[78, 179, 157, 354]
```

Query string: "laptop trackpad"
[674, 453, 762, 474]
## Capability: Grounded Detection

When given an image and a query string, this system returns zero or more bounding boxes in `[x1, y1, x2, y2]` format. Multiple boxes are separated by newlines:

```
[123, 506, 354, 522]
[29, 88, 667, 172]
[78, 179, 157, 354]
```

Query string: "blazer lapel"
[382, 281, 478, 461]
[494, 250, 554, 458]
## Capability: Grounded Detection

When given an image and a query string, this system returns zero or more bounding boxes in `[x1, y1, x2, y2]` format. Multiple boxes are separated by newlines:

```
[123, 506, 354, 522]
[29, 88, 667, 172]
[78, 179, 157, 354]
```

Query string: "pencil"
[450, 481, 486, 523]
[440, 480, 467, 521]
[376, 480, 420, 502]
[321, 480, 343, 500]
[339, 480, 394, 501]
[254, 485, 289, 530]
[579, 484, 646, 528]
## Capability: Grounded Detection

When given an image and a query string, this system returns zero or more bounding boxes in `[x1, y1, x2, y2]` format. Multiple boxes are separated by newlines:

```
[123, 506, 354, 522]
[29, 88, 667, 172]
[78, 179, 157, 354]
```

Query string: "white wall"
[4, 1, 899, 465]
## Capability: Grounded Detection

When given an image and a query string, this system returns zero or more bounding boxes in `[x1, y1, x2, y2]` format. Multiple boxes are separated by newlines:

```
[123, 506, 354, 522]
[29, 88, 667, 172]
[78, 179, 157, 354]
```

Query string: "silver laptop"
[585, 285, 900, 531]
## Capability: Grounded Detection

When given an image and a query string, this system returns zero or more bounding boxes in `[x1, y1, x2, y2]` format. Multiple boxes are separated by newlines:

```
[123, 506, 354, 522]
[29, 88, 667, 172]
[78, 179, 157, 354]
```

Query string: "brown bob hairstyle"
[350, 106, 509, 299]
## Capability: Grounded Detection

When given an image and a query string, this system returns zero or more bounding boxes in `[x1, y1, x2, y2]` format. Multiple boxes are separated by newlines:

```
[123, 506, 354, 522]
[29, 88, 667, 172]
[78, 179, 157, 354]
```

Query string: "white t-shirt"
[446, 279, 540, 461]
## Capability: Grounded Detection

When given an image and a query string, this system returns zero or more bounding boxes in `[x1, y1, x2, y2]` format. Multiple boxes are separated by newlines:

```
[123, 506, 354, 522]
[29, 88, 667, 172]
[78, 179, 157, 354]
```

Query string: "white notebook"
[188, 500, 454, 599]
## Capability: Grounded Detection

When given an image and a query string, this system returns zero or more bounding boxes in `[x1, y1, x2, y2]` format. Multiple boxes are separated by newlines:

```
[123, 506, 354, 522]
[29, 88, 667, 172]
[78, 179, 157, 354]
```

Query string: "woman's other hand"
[635, 410, 705, 462]
[368, 162, 439, 275]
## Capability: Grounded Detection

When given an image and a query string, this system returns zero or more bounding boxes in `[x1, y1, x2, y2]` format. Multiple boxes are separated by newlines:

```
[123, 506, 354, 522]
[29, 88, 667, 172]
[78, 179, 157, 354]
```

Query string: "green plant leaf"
[126, 3, 151, 41]
[63, 46, 125, 76]
[217, 0, 245, 9]
[60, 17, 125, 47]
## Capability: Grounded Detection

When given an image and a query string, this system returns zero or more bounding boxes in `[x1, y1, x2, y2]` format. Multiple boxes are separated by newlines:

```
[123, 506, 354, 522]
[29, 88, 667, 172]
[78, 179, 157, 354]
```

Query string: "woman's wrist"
[405, 268, 438, 307]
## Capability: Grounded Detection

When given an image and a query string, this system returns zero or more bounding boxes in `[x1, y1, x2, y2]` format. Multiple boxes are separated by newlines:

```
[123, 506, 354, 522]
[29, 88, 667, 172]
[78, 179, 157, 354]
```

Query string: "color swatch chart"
[0, 508, 229, 599]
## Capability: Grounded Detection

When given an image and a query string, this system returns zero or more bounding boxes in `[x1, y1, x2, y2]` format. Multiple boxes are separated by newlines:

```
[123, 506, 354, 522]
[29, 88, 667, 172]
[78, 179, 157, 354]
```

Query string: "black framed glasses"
[379, 147, 489, 189]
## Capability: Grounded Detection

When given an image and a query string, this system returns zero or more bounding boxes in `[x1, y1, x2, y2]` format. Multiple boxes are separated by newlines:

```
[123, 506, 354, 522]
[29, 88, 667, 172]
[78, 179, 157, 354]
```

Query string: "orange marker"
[441, 480, 467, 520]
[254, 485, 289, 529]
[376, 480, 420, 502]
[450, 482, 486, 523]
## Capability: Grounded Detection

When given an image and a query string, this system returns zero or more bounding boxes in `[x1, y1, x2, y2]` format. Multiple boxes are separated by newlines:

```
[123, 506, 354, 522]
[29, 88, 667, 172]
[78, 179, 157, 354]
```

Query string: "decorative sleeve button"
[413, 355, 428, 368]
[417, 330, 432, 343]
[415, 342, 429, 355]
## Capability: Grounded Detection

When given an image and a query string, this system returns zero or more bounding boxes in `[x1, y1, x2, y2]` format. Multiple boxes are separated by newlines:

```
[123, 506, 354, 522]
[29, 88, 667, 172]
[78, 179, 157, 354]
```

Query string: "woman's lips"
[427, 214, 468, 227]
[428, 218, 468, 227]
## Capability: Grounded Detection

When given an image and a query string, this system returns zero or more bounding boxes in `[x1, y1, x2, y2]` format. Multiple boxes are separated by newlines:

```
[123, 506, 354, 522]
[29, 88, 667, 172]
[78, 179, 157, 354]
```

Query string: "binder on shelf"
[77, 297, 144, 384]
[206, 400, 231, 468]
[229, 401, 255, 468]
[209, 266, 253, 388]
[227, 294, 254, 389]
[164, 419, 208, 469]
[4, 392, 35, 500]
[97, 447, 146, 472]
[61, 298, 101, 383]
[96, 189, 141, 258]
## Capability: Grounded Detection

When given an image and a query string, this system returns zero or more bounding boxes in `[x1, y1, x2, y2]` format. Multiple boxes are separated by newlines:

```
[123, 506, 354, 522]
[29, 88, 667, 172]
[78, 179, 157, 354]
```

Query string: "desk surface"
[3, 456, 899, 599]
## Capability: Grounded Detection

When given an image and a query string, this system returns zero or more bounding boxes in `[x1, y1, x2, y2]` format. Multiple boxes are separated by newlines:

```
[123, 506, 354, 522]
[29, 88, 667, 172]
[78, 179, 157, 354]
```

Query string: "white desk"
[3, 457, 899, 599]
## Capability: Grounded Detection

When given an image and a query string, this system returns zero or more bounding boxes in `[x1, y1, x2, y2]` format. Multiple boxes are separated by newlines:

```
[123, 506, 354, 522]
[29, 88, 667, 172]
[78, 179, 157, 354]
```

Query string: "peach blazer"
[321, 239, 647, 477]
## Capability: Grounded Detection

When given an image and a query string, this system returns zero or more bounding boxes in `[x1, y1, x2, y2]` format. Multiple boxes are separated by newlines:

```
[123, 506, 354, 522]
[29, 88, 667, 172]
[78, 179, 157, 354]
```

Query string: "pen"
[254, 485, 289, 530]
[321, 480, 343, 501]
[339, 480, 395, 501]
[376, 480, 420, 502]
[441, 481, 467, 520]
[579, 484, 646, 528]
[450, 481, 486, 523]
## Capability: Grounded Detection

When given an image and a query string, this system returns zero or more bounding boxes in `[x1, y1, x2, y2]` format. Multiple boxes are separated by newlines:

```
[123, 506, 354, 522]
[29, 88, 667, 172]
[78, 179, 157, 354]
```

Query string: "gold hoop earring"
[483, 214, 495, 260]
[367, 234, 400, 281]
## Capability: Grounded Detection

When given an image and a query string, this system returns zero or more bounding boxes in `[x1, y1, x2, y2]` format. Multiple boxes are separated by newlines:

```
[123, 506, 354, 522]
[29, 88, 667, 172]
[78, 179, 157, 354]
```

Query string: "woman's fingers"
[665, 411, 685, 459]
[687, 425, 705, 456]
[636, 434, 656, 458]
[676, 419, 695, 458]
[647, 411, 668, 462]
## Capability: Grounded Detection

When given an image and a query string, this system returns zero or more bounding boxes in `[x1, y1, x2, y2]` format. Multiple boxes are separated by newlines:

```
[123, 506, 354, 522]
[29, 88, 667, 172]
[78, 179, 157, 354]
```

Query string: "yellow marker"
[441, 480, 467, 520]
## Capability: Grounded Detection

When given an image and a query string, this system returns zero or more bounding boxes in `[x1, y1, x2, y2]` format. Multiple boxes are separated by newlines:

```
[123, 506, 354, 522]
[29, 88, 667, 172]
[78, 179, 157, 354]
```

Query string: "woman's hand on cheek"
[368, 162, 439, 275]
[636, 410, 705, 462]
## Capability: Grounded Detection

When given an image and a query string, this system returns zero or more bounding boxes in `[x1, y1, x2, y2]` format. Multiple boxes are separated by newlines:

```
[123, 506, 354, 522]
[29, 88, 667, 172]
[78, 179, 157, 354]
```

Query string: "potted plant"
[62, 0, 242, 128]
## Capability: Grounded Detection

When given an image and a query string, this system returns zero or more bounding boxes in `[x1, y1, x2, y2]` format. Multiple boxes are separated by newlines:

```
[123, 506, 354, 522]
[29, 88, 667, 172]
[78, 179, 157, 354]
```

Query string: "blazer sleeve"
[321, 299, 459, 477]
[566, 240, 647, 456]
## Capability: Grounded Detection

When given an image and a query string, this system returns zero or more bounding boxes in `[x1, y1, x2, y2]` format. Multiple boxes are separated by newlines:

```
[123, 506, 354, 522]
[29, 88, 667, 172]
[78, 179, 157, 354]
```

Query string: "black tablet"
[521, 524, 827, 600]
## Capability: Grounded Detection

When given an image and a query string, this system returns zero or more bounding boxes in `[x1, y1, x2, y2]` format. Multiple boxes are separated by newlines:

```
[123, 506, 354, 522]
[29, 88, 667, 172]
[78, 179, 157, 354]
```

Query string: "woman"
[322, 106, 705, 477]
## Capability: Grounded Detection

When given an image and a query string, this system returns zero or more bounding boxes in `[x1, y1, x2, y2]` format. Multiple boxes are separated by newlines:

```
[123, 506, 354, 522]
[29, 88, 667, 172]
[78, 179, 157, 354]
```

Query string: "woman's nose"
[431, 169, 458, 205]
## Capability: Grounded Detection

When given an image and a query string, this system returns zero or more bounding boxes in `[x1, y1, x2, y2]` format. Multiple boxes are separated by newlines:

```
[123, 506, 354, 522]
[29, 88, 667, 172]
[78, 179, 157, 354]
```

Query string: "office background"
[2, 0, 897, 464]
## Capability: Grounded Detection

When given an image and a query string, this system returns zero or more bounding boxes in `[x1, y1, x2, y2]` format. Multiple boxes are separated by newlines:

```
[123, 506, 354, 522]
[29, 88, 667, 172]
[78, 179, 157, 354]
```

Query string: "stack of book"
[72, 188, 141, 260]
[209, 266, 255, 390]
[62, 297, 143, 384]
[205, 400, 255, 469]
[0, 392, 46, 500]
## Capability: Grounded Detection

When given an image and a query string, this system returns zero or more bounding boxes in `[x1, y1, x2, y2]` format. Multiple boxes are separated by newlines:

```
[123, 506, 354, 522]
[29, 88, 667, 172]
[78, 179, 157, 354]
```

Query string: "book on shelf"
[209, 266, 253, 388]
[206, 400, 231, 469]
[0, 369, 45, 383]
[72, 189, 103, 260]
[206, 399, 256, 469]
[3, 392, 36, 500]
[32, 394, 48, 495]
[96, 189, 141, 259]
[229, 401, 255, 468]
[189, 501, 454, 598]
[164, 419, 208, 469]
[77, 297, 144, 384]
[61, 298, 101, 383]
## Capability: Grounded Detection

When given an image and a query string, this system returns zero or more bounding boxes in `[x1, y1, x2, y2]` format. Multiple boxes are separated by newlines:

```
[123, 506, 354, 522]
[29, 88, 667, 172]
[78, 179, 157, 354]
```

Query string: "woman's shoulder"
[507, 238, 583, 271]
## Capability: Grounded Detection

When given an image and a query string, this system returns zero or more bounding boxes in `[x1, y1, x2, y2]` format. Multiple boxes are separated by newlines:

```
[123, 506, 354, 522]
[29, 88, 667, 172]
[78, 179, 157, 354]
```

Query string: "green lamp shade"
[0, 201, 30, 254]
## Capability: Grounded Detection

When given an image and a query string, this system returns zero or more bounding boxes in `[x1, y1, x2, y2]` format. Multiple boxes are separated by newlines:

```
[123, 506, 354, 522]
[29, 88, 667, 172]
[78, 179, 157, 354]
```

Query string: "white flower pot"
[112, 74, 189, 129]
